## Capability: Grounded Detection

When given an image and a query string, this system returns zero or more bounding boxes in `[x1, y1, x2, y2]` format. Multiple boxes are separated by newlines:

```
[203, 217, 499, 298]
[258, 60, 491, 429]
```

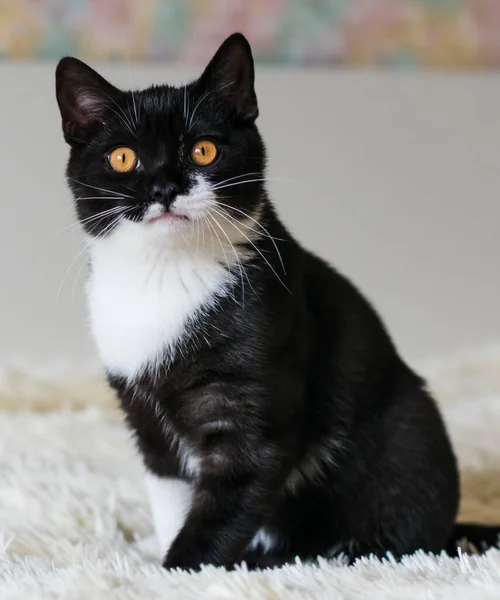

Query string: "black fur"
[56, 33, 499, 571]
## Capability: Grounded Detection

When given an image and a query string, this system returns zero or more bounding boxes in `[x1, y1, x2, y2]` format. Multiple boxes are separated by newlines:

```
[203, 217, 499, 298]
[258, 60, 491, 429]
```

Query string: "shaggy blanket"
[0, 348, 499, 599]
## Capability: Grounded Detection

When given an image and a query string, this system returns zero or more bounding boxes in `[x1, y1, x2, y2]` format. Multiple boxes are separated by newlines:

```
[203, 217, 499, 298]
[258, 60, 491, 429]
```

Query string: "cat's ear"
[56, 57, 121, 144]
[200, 33, 258, 122]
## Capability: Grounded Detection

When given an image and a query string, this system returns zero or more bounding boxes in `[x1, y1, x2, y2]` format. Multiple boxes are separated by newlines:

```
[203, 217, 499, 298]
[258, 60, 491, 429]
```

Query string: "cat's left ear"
[199, 33, 258, 123]
[56, 57, 122, 144]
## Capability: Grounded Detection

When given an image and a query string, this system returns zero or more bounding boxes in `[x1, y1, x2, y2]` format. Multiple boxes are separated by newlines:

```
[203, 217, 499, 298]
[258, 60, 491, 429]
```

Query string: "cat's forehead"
[130, 84, 226, 134]
[138, 84, 180, 108]
[132, 85, 183, 124]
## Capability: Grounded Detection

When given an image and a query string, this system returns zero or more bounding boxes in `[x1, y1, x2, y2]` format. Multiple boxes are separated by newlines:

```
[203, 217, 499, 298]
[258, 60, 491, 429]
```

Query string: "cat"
[55, 33, 498, 570]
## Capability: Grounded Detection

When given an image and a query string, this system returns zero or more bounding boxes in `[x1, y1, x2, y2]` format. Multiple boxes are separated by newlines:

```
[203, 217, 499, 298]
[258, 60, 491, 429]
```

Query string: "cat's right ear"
[199, 33, 258, 123]
[56, 57, 121, 145]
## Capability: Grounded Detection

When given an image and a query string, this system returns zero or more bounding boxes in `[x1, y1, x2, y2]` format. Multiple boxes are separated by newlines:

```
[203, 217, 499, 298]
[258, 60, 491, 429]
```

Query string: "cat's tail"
[447, 523, 500, 555]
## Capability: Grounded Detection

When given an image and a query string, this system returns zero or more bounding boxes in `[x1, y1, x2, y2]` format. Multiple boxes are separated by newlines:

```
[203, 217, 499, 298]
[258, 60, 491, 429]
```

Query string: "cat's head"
[55, 33, 266, 248]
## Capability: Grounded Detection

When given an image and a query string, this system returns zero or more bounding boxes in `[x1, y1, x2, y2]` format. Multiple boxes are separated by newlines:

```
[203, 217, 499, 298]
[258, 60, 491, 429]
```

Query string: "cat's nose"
[148, 182, 180, 207]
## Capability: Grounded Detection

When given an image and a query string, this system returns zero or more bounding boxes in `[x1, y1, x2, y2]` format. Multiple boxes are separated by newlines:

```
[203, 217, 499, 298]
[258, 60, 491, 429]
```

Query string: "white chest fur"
[87, 221, 234, 379]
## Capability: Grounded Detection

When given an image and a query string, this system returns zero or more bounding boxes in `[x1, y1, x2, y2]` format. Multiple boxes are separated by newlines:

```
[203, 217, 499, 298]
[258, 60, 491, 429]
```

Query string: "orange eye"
[108, 147, 138, 173]
[190, 140, 218, 167]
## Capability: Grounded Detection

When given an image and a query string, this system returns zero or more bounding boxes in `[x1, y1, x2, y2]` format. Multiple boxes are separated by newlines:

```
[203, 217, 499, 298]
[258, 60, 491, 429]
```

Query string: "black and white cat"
[55, 33, 497, 570]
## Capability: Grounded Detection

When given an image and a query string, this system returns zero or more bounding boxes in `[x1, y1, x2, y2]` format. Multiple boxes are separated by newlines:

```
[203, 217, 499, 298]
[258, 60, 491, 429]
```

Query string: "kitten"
[55, 33, 496, 570]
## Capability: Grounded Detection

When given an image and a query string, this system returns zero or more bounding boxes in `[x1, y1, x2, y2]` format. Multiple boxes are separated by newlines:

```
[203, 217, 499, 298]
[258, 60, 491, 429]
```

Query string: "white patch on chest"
[87, 218, 235, 379]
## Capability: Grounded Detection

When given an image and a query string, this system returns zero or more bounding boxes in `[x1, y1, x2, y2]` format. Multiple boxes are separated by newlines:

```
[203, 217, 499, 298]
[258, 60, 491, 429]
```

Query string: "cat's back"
[302, 249, 398, 360]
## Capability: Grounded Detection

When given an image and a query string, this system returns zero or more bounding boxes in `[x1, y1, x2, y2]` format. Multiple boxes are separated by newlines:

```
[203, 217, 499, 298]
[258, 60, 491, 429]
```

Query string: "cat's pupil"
[121, 153, 126, 162]
[201, 146, 206, 156]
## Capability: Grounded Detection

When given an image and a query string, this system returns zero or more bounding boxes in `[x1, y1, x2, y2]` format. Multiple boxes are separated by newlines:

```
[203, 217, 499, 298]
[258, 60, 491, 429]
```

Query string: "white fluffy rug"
[1, 348, 500, 599]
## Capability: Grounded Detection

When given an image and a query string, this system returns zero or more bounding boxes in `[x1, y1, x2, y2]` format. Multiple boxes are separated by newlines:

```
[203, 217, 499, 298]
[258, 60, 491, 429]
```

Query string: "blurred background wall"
[0, 0, 499, 370]
[2, 0, 500, 67]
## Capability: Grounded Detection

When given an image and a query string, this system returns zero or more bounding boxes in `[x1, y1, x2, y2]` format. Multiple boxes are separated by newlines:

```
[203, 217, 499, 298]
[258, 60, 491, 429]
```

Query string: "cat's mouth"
[144, 202, 189, 225]
[147, 211, 188, 224]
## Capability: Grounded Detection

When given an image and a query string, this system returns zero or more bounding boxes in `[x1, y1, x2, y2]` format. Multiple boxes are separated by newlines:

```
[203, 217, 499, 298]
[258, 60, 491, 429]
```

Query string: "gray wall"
[1, 63, 499, 368]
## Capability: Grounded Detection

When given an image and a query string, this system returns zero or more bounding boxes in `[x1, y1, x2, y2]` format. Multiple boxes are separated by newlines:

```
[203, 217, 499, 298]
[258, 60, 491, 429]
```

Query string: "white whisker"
[207, 172, 264, 188]
[51, 206, 127, 237]
[56, 240, 91, 305]
[209, 178, 267, 191]
[94, 206, 134, 238]
[103, 103, 136, 137]
[127, 66, 139, 127]
[68, 178, 134, 198]
[195, 216, 201, 255]
[183, 84, 188, 121]
[213, 201, 286, 275]
[188, 89, 214, 131]
[206, 210, 246, 307]
[74, 196, 127, 202]
[184, 85, 191, 128]
[209, 206, 290, 294]
[71, 253, 89, 306]
[102, 92, 136, 135]
[209, 176, 309, 192]
[205, 215, 239, 306]
[202, 215, 215, 260]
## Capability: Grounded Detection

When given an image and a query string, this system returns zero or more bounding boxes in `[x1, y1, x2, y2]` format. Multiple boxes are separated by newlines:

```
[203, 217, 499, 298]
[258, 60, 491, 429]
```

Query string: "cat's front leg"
[163, 449, 285, 571]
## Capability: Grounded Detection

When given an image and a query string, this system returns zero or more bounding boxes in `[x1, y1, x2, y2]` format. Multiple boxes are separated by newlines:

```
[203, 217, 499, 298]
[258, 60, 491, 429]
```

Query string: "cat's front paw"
[162, 537, 206, 572]
[163, 537, 234, 572]
[162, 552, 204, 572]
